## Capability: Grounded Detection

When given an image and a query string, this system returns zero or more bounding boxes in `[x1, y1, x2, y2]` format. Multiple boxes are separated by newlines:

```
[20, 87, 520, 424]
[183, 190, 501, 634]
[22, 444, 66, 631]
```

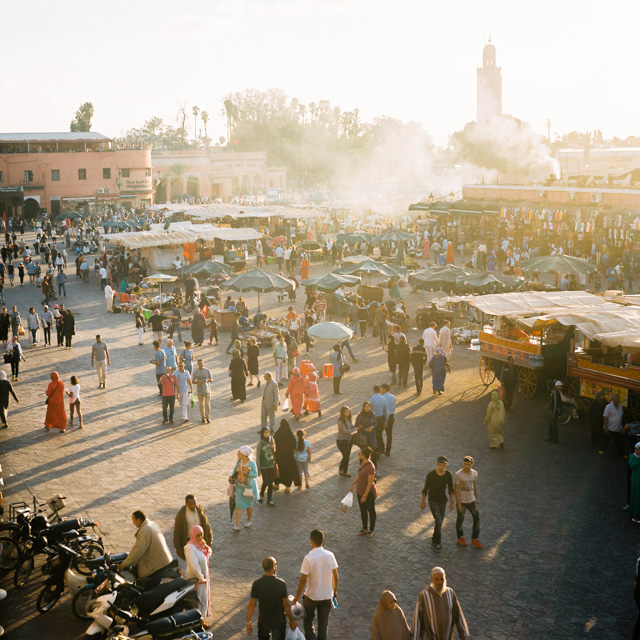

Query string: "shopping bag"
[285, 626, 306, 640]
[282, 397, 291, 411]
[190, 392, 196, 408]
[339, 491, 353, 514]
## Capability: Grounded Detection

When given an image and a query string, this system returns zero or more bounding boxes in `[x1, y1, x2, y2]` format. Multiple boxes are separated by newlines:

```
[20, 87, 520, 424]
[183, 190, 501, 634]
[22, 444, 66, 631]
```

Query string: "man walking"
[261, 372, 280, 430]
[159, 366, 178, 424]
[396, 335, 411, 387]
[226, 312, 242, 354]
[174, 360, 193, 424]
[439, 320, 453, 360]
[499, 356, 517, 411]
[411, 567, 470, 639]
[369, 385, 388, 464]
[421, 322, 439, 363]
[294, 529, 339, 640]
[599, 392, 626, 457]
[455, 456, 482, 548]
[41, 305, 53, 346]
[148, 309, 165, 343]
[99, 264, 108, 290]
[163, 338, 178, 370]
[380, 383, 396, 456]
[91, 335, 111, 389]
[56, 270, 67, 298]
[0, 371, 19, 428]
[173, 494, 212, 560]
[192, 359, 212, 423]
[272, 334, 288, 386]
[547, 380, 564, 444]
[247, 557, 298, 640]
[411, 339, 428, 395]
[150, 341, 166, 395]
[420, 456, 454, 550]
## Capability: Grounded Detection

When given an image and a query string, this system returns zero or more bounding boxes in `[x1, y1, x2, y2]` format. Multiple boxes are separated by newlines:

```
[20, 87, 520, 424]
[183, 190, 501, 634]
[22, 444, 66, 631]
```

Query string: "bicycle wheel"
[71, 585, 98, 620]
[70, 542, 104, 576]
[13, 553, 34, 588]
[0, 536, 20, 571]
[36, 581, 63, 613]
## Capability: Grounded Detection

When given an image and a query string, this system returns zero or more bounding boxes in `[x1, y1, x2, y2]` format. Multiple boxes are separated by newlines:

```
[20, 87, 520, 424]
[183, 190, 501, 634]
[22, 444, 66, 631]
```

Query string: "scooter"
[36, 543, 82, 613]
[104, 611, 210, 640]
[85, 574, 200, 637]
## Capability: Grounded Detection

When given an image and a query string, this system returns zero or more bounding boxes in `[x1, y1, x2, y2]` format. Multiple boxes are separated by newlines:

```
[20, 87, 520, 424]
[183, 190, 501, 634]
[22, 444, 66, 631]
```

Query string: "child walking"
[66, 375, 83, 429]
[294, 429, 311, 490]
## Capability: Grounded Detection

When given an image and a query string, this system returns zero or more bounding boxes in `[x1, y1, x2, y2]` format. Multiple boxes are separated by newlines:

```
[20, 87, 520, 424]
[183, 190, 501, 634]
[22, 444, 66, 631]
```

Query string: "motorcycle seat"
[47, 519, 80, 534]
[135, 578, 189, 614]
[60, 529, 78, 539]
[146, 609, 202, 636]
[87, 551, 128, 569]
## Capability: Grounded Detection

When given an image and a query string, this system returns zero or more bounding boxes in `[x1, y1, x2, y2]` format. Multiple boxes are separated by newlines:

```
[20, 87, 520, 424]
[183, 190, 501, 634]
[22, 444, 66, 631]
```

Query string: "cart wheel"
[478, 357, 495, 385]
[518, 368, 537, 398]
[629, 392, 640, 421]
[568, 379, 589, 418]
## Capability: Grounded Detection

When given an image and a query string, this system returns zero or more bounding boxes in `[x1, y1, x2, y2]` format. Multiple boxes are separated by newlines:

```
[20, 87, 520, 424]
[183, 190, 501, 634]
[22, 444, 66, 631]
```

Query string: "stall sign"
[580, 379, 628, 407]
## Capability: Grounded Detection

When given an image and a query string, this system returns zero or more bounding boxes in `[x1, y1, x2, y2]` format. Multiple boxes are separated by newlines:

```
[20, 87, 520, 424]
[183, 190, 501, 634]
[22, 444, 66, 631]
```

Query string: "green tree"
[192, 106, 200, 145]
[70, 102, 94, 132]
[201, 111, 209, 147]
[166, 162, 190, 198]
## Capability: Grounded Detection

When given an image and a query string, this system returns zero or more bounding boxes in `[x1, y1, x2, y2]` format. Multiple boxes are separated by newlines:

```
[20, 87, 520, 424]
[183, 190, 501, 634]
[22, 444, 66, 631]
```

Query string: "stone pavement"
[0, 243, 638, 639]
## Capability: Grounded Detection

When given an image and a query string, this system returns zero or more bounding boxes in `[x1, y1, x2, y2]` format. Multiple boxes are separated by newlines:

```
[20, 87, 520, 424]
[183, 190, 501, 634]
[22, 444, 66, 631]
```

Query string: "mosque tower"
[476, 37, 502, 122]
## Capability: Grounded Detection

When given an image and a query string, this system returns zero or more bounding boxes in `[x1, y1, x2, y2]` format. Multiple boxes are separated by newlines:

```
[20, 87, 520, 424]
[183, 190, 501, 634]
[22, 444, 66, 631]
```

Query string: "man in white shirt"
[599, 393, 627, 457]
[284, 247, 292, 271]
[275, 245, 284, 270]
[294, 529, 339, 640]
[172, 256, 183, 278]
[422, 322, 440, 363]
[439, 320, 453, 360]
[99, 265, 108, 290]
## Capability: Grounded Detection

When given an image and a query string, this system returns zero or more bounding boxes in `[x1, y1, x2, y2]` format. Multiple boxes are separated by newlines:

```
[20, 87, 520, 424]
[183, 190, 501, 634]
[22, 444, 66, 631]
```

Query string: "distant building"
[477, 39, 502, 122]
[0, 133, 152, 219]
[151, 149, 286, 202]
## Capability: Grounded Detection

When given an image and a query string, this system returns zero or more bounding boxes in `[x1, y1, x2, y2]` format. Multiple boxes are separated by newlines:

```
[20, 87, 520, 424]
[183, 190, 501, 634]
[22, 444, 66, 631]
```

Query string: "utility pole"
[546, 119, 551, 143]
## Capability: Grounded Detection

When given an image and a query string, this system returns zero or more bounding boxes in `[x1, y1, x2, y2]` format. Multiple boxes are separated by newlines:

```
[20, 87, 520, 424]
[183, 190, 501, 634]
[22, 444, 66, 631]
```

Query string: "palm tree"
[167, 162, 189, 200]
[201, 111, 209, 147]
[192, 106, 200, 146]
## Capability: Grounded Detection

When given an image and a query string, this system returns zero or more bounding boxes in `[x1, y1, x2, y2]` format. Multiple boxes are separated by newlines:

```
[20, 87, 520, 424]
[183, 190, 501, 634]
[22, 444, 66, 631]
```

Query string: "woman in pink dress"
[303, 371, 321, 417]
[285, 367, 305, 420]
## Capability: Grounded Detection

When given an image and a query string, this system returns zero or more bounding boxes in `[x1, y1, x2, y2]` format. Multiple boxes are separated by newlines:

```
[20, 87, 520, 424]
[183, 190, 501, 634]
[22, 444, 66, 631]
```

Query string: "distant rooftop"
[0, 132, 111, 142]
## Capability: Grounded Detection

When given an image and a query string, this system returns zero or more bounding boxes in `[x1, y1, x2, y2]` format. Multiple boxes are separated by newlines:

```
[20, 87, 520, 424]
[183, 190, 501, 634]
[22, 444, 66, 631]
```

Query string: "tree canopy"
[70, 102, 94, 132]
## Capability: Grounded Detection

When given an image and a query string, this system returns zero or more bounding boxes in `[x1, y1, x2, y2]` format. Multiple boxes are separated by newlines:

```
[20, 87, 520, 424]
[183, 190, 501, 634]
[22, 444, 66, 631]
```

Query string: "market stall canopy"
[336, 232, 377, 245]
[196, 227, 262, 242]
[516, 305, 640, 350]
[54, 211, 84, 220]
[375, 230, 415, 244]
[336, 258, 406, 277]
[466, 290, 610, 318]
[143, 273, 178, 283]
[456, 272, 525, 293]
[104, 231, 197, 249]
[180, 204, 325, 221]
[519, 254, 597, 275]
[182, 260, 233, 277]
[221, 268, 294, 311]
[301, 273, 361, 293]
[306, 321, 354, 341]
[409, 264, 482, 290]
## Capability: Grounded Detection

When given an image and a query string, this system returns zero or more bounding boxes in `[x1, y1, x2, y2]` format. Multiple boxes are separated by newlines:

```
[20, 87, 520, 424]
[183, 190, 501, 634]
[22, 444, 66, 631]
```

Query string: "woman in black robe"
[0, 308, 10, 347]
[63, 309, 75, 349]
[191, 308, 206, 346]
[228, 349, 248, 402]
[273, 419, 301, 492]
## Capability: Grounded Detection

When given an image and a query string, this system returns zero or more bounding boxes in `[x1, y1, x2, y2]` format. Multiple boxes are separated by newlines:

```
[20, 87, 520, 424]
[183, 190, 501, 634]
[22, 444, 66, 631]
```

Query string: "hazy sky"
[3, 0, 638, 145]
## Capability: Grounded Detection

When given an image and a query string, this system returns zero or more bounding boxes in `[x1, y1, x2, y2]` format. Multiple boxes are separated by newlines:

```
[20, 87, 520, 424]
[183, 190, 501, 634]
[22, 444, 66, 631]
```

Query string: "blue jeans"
[340, 339, 355, 361]
[456, 501, 480, 540]
[258, 621, 286, 640]
[429, 501, 446, 544]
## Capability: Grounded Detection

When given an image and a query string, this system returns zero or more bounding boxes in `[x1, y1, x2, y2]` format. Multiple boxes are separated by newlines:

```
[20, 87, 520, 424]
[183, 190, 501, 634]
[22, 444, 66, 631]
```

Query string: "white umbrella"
[307, 322, 354, 341]
[142, 273, 178, 296]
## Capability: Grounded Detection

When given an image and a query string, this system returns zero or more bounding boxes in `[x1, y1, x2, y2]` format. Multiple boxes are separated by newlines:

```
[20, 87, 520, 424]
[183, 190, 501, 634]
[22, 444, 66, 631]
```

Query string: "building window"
[121, 169, 130, 178]
[145, 168, 151, 177]
[103, 168, 111, 179]
[78, 168, 87, 180]
[0, 172, 3, 183]
[51, 169, 60, 182]
[24, 170, 34, 183]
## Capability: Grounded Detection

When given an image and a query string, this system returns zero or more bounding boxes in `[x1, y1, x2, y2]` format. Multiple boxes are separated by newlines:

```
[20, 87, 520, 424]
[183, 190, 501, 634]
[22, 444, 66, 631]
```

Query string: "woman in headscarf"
[446, 242, 454, 264]
[63, 309, 75, 349]
[429, 347, 449, 395]
[0, 370, 19, 428]
[191, 307, 206, 347]
[303, 371, 321, 417]
[6, 335, 25, 381]
[371, 590, 411, 640]
[44, 371, 67, 433]
[183, 525, 211, 624]
[285, 367, 305, 420]
[300, 254, 310, 280]
[228, 349, 248, 403]
[229, 446, 258, 531]
[104, 282, 116, 313]
[484, 390, 506, 450]
[384, 334, 397, 385]
[246, 336, 260, 387]
[256, 426, 277, 506]
[273, 419, 301, 493]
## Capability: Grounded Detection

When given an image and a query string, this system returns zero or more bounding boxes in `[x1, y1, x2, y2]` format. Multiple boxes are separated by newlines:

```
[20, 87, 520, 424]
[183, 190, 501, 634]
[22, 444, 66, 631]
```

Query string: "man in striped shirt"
[313, 295, 327, 322]
[412, 567, 469, 640]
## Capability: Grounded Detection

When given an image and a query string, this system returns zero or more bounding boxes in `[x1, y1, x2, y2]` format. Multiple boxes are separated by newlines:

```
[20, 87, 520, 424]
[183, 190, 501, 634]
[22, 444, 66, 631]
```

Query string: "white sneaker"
[232, 525, 241, 531]
[244, 521, 252, 528]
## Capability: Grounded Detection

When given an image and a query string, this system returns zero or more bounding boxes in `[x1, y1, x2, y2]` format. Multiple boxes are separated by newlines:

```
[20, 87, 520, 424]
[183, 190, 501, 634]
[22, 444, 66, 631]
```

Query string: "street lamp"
[449, 191, 455, 203]
[428, 193, 434, 204]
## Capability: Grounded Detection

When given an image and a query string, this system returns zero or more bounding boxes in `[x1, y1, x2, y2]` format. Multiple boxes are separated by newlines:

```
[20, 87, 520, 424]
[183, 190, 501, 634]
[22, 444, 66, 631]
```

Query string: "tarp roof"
[466, 291, 610, 318]
[147, 203, 324, 220]
[104, 231, 196, 249]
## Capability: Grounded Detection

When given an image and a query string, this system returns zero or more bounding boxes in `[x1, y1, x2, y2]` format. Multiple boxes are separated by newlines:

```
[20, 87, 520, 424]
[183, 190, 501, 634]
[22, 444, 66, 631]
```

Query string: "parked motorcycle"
[36, 543, 82, 613]
[105, 614, 211, 640]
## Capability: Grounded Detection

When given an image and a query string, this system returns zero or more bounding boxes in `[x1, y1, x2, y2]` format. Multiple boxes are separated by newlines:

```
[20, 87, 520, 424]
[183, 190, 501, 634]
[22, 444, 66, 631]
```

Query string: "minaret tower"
[476, 37, 502, 122]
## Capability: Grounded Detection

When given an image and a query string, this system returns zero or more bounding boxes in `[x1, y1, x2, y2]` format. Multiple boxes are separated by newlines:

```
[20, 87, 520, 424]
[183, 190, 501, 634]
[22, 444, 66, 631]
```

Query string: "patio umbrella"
[409, 264, 481, 292]
[336, 232, 377, 246]
[302, 273, 361, 293]
[519, 254, 597, 276]
[269, 235, 287, 246]
[142, 273, 178, 296]
[299, 241, 322, 251]
[456, 272, 525, 293]
[183, 260, 233, 277]
[54, 211, 83, 220]
[221, 268, 294, 311]
[375, 230, 415, 244]
[307, 322, 354, 341]
[337, 258, 406, 280]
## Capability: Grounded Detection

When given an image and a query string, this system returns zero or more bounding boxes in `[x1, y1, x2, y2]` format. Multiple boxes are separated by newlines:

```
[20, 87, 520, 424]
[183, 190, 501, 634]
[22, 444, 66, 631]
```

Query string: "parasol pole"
[257, 291, 261, 312]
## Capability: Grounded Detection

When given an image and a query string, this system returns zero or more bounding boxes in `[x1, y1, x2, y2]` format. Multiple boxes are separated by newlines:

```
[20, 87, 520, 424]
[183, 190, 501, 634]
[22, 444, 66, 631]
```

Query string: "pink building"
[0, 132, 153, 219]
